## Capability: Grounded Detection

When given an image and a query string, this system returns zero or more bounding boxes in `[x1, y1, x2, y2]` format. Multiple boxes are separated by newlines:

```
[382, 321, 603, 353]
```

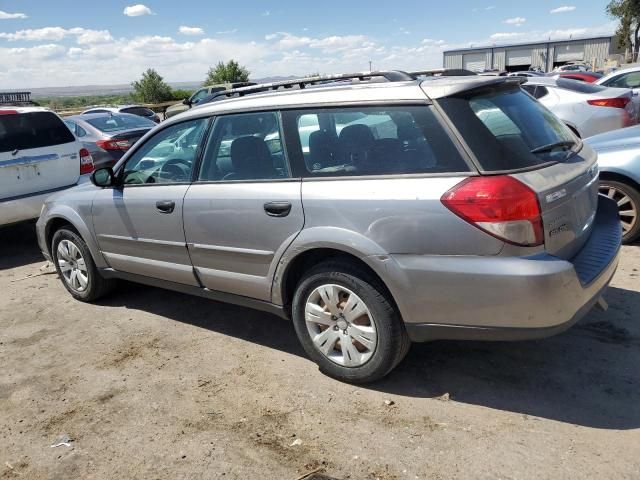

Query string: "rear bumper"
[384, 196, 622, 342]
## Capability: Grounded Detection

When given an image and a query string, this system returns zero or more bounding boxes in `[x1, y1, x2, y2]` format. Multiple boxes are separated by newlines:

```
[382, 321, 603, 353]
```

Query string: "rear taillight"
[96, 139, 130, 151]
[441, 176, 544, 247]
[0, 110, 18, 115]
[79, 148, 94, 175]
[587, 97, 630, 109]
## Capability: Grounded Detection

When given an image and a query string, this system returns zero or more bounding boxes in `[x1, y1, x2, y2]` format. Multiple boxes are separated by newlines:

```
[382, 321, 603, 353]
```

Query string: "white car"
[521, 77, 637, 138]
[553, 63, 590, 73]
[0, 107, 93, 226]
[595, 65, 640, 94]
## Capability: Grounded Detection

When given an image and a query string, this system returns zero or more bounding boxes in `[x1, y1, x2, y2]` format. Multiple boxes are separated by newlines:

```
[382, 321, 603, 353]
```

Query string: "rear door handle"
[156, 200, 175, 214]
[264, 201, 292, 217]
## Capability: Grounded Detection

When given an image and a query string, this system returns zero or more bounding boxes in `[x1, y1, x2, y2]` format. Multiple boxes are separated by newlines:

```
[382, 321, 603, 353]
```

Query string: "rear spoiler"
[421, 75, 526, 99]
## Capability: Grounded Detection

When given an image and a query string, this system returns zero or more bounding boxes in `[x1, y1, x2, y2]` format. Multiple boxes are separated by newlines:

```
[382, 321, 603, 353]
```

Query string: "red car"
[556, 72, 603, 83]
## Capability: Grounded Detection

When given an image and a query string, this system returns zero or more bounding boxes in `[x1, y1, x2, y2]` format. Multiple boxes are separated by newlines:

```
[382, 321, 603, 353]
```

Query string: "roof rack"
[408, 68, 477, 77]
[203, 70, 415, 103]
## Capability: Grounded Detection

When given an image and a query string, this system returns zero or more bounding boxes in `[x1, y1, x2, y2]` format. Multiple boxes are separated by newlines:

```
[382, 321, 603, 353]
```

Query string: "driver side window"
[122, 118, 208, 185]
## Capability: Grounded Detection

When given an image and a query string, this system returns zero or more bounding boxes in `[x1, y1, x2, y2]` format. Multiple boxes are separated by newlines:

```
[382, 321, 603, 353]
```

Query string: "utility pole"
[369, 60, 373, 71]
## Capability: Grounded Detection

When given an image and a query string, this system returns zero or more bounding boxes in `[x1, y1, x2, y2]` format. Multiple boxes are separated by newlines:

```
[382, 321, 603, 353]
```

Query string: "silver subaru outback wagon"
[36, 71, 622, 383]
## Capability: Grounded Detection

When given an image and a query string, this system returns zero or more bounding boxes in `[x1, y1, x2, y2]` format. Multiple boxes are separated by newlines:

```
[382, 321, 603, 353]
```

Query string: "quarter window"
[283, 106, 469, 177]
[198, 112, 289, 182]
[122, 118, 208, 185]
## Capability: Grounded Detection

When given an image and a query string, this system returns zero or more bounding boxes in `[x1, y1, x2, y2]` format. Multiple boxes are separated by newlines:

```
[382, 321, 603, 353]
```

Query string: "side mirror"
[91, 167, 115, 187]
[182, 98, 191, 106]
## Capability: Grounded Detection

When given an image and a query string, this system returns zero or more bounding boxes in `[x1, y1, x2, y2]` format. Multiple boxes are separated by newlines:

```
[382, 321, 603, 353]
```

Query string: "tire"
[51, 227, 115, 302]
[291, 261, 410, 383]
[599, 180, 640, 244]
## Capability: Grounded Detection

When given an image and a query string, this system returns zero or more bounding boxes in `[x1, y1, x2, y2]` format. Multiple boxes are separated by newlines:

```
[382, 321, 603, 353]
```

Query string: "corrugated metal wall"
[584, 38, 612, 70]
[444, 37, 613, 72]
[443, 53, 463, 69]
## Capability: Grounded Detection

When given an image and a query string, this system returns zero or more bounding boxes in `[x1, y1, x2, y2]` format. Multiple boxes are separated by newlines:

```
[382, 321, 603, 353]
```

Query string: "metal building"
[443, 35, 622, 73]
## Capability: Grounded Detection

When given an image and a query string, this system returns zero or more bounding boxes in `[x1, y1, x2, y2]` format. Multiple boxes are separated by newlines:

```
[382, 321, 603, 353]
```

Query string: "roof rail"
[409, 68, 477, 77]
[202, 70, 415, 104]
[0, 91, 39, 107]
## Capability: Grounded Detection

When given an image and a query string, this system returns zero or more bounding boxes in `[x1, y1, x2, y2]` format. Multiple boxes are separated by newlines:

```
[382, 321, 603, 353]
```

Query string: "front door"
[92, 117, 209, 285]
[183, 111, 303, 301]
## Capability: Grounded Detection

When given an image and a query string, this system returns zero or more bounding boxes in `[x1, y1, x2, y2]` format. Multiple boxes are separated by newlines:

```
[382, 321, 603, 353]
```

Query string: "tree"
[131, 69, 174, 103]
[204, 60, 250, 85]
[607, 0, 640, 60]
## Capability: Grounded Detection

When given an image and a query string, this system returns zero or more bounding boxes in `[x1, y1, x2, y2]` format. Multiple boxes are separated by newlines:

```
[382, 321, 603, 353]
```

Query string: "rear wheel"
[291, 261, 410, 383]
[52, 228, 114, 302]
[599, 180, 640, 244]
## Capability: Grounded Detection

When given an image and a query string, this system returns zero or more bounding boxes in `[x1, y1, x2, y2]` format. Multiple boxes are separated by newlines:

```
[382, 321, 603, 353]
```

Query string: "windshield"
[437, 86, 578, 171]
[85, 114, 155, 133]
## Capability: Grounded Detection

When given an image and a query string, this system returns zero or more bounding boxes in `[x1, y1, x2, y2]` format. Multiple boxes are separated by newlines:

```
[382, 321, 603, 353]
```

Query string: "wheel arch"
[43, 207, 107, 268]
[599, 169, 640, 193]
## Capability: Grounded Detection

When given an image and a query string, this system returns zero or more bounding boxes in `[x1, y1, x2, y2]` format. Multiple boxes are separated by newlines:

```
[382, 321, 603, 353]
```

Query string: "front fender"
[39, 203, 107, 268]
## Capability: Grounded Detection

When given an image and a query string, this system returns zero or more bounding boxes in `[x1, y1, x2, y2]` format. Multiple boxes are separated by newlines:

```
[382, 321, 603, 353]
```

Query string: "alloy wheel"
[600, 184, 638, 237]
[56, 239, 89, 292]
[304, 284, 377, 367]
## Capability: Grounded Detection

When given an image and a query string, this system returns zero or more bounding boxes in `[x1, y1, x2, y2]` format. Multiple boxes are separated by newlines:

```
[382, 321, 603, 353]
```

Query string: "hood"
[585, 125, 640, 151]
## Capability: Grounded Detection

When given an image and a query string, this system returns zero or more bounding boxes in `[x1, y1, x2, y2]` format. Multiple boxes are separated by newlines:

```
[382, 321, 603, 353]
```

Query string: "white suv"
[0, 107, 94, 227]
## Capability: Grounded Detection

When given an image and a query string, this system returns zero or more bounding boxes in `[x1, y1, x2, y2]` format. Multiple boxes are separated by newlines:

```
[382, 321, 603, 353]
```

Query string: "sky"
[0, 0, 616, 88]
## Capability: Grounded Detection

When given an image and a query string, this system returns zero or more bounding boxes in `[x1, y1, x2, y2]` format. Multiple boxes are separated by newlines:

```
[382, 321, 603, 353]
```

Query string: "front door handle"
[264, 201, 292, 217]
[156, 200, 176, 214]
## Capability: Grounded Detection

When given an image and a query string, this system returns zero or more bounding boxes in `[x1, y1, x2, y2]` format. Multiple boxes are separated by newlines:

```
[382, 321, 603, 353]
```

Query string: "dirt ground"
[1, 222, 639, 480]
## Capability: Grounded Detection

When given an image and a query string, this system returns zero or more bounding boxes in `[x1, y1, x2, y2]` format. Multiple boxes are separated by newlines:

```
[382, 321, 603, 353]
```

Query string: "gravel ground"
[1, 222, 639, 480]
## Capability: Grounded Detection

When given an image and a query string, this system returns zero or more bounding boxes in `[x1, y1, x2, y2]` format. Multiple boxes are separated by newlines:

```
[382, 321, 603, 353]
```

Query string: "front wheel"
[600, 180, 640, 244]
[291, 261, 410, 383]
[52, 227, 114, 302]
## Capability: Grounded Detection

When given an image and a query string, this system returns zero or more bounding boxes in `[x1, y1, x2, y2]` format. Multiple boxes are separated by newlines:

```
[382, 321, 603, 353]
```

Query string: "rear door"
[183, 111, 303, 301]
[435, 83, 599, 259]
[0, 110, 79, 202]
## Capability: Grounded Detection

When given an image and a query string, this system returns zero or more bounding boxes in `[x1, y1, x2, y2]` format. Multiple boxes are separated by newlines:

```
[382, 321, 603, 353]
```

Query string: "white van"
[0, 107, 93, 226]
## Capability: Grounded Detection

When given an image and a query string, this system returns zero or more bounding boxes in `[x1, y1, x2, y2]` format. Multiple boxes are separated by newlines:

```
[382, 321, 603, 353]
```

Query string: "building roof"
[444, 35, 614, 55]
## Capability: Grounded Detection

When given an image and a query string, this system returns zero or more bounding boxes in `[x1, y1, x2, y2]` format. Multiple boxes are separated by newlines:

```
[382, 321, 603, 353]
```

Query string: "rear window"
[438, 86, 577, 172]
[85, 114, 155, 133]
[0, 111, 75, 153]
[283, 105, 469, 177]
[121, 107, 154, 117]
[555, 78, 606, 93]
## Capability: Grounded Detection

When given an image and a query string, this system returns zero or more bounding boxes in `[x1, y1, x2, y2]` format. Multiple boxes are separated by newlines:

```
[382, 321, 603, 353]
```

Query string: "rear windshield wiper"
[530, 140, 576, 154]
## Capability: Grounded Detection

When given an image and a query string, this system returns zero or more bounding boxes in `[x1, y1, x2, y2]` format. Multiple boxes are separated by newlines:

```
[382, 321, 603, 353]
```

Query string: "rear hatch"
[0, 109, 80, 201]
[434, 80, 599, 259]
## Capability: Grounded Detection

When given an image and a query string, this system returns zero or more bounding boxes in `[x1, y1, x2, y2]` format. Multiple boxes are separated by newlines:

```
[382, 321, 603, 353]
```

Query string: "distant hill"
[6, 77, 298, 99]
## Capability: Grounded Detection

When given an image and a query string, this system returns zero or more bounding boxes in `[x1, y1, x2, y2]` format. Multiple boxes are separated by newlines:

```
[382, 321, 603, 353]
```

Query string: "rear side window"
[283, 105, 469, 177]
[438, 87, 577, 172]
[0, 111, 75, 153]
[603, 71, 640, 89]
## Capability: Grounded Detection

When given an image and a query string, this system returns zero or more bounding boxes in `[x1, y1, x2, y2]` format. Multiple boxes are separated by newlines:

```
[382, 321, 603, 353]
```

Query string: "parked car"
[585, 126, 640, 243]
[555, 72, 603, 83]
[507, 71, 547, 77]
[64, 113, 156, 169]
[1, 107, 93, 227]
[596, 65, 640, 94]
[37, 71, 621, 383]
[522, 77, 637, 137]
[165, 82, 255, 119]
[82, 105, 160, 124]
[553, 63, 591, 73]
